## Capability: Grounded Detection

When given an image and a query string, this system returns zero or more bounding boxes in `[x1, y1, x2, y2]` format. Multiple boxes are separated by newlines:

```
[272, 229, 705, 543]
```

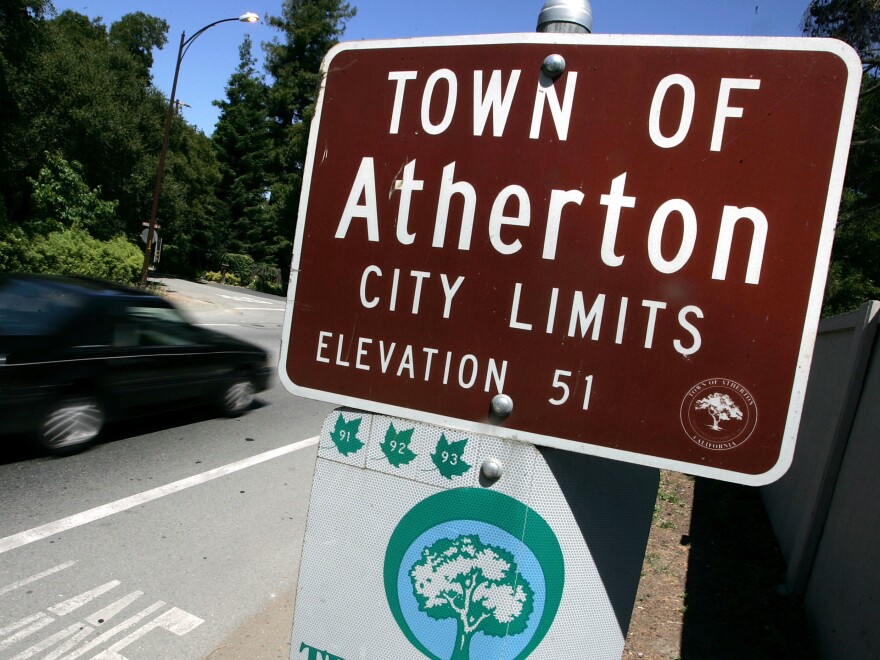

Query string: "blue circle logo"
[384, 489, 564, 659]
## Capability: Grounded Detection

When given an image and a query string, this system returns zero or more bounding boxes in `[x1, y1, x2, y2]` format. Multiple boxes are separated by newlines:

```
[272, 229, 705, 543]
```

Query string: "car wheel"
[221, 377, 255, 417]
[38, 396, 105, 454]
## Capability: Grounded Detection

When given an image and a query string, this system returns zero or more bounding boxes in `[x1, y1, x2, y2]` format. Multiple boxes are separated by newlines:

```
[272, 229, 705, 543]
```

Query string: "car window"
[119, 305, 201, 347]
[67, 310, 113, 348]
[0, 278, 83, 335]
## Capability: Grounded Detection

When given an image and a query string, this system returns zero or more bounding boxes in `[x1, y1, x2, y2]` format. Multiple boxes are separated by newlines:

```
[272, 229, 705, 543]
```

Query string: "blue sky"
[52, 1, 813, 134]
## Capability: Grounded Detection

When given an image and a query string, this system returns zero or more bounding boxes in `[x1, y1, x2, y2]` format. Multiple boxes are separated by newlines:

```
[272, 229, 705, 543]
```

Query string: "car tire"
[37, 396, 105, 455]
[221, 376, 256, 417]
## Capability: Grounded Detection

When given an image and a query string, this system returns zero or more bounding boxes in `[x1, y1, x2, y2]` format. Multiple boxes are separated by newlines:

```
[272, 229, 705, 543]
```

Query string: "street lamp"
[536, 0, 593, 33]
[140, 12, 260, 286]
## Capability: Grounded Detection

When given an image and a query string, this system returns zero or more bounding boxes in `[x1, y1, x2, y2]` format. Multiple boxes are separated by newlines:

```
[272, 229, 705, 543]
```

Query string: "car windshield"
[0, 277, 84, 336]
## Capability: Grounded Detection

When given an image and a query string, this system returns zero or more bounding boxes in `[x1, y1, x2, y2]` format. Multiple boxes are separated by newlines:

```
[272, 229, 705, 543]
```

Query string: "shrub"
[249, 262, 285, 295]
[0, 226, 142, 284]
[200, 270, 241, 286]
[222, 253, 255, 281]
[249, 278, 284, 295]
[27, 152, 121, 240]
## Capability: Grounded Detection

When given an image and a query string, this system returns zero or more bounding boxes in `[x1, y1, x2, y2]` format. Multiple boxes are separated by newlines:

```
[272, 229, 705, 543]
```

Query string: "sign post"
[291, 409, 658, 659]
[280, 34, 861, 485]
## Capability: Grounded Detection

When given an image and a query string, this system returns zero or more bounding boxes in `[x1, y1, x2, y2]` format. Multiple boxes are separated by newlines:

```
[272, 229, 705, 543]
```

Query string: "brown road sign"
[279, 34, 861, 485]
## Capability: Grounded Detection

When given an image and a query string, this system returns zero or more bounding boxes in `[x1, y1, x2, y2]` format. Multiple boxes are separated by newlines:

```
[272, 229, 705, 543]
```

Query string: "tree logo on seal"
[384, 489, 564, 659]
[680, 378, 758, 450]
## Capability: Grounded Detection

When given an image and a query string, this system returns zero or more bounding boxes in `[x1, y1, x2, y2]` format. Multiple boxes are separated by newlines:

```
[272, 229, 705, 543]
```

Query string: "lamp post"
[139, 12, 259, 286]
[536, 0, 593, 33]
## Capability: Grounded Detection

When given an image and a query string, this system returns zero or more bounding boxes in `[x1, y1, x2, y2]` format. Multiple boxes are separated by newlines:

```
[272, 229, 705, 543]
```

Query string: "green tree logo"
[385, 489, 564, 660]
[410, 535, 534, 660]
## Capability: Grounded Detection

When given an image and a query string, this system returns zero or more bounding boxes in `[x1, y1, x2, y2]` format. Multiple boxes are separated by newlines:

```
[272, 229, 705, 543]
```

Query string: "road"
[0, 278, 335, 660]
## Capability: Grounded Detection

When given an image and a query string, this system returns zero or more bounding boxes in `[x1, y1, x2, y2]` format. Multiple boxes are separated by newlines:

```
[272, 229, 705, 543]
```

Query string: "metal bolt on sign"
[481, 459, 504, 480]
[542, 54, 567, 77]
[491, 393, 514, 417]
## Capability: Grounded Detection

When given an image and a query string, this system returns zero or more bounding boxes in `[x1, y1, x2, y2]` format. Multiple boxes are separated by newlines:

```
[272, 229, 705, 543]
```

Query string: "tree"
[27, 151, 120, 240]
[410, 535, 534, 660]
[213, 35, 273, 262]
[2, 10, 166, 231]
[0, 0, 52, 223]
[108, 11, 169, 81]
[263, 0, 356, 277]
[802, 1, 880, 314]
[156, 117, 224, 276]
[802, 0, 879, 75]
[695, 393, 744, 431]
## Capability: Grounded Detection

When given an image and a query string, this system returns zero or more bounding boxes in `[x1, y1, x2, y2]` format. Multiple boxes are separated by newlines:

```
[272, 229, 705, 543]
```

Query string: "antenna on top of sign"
[536, 0, 593, 34]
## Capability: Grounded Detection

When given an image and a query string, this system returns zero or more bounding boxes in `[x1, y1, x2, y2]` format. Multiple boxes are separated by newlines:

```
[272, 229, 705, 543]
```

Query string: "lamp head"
[239, 12, 259, 23]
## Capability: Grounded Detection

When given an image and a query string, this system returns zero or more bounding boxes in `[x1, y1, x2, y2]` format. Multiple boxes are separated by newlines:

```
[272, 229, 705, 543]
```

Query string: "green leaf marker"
[330, 414, 364, 456]
[431, 434, 471, 479]
[380, 423, 417, 467]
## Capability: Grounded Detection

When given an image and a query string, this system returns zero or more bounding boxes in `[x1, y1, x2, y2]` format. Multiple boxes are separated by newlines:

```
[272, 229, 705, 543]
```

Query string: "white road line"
[0, 561, 76, 597]
[92, 607, 203, 659]
[234, 307, 285, 311]
[0, 437, 319, 556]
[41, 626, 93, 660]
[57, 602, 165, 660]
[86, 591, 144, 626]
[10, 622, 83, 660]
[0, 614, 47, 637]
[49, 580, 120, 616]
[0, 614, 53, 651]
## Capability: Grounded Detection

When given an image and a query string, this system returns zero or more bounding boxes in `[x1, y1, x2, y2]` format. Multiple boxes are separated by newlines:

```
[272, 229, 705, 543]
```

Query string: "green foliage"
[0, 226, 142, 284]
[158, 123, 224, 276]
[2, 2, 356, 282]
[10, 11, 161, 229]
[108, 11, 169, 80]
[27, 152, 120, 239]
[157, 243, 195, 279]
[249, 279, 283, 295]
[200, 271, 242, 286]
[804, 0, 880, 315]
[222, 253, 255, 281]
[0, 225, 33, 273]
[802, 0, 880, 66]
[213, 35, 274, 262]
[263, 0, 356, 278]
[248, 262, 284, 294]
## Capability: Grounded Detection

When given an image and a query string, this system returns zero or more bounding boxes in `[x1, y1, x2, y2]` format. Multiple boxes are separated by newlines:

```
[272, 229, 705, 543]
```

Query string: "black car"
[0, 274, 272, 454]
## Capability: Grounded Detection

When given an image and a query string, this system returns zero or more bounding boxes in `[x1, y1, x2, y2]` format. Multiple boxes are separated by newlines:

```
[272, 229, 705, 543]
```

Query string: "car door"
[101, 301, 222, 414]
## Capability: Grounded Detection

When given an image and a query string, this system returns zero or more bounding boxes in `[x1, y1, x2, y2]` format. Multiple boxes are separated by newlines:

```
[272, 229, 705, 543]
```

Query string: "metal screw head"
[481, 459, 503, 480]
[542, 54, 566, 78]
[491, 394, 514, 417]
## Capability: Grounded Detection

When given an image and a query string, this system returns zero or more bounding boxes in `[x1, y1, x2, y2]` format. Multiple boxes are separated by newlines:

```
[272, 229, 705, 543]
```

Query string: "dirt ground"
[622, 471, 818, 660]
